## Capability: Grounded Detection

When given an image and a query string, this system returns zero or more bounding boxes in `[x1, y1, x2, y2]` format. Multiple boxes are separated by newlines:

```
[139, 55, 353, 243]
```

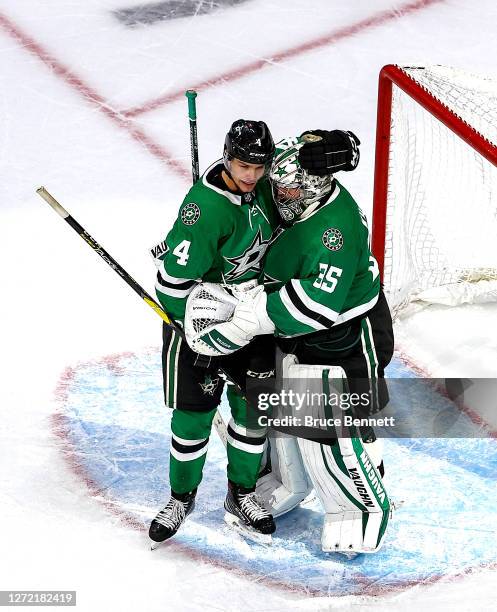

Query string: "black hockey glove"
[299, 130, 360, 176]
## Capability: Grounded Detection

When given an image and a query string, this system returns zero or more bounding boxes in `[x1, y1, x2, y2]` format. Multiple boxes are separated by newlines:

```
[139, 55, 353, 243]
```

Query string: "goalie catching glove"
[298, 129, 360, 176]
[185, 282, 275, 357]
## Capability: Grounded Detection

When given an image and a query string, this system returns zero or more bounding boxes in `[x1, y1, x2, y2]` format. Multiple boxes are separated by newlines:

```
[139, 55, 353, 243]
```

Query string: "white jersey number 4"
[173, 240, 191, 266]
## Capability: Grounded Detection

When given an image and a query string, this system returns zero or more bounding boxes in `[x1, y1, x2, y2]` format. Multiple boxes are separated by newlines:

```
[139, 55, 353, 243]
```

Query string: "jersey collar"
[202, 159, 243, 206]
[294, 183, 341, 224]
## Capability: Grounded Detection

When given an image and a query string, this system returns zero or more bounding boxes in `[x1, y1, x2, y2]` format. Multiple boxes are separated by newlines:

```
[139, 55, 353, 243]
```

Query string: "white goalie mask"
[269, 136, 333, 225]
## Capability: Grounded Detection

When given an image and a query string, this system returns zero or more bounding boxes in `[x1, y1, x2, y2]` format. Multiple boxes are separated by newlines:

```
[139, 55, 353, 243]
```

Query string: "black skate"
[149, 489, 196, 549]
[224, 480, 275, 545]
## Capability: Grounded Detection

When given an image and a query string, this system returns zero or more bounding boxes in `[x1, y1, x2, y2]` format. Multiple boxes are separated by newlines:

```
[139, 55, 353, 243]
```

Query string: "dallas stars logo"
[181, 202, 201, 226]
[223, 227, 269, 280]
[322, 227, 344, 251]
[199, 375, 219, 396]
[260, 271, 281, 286]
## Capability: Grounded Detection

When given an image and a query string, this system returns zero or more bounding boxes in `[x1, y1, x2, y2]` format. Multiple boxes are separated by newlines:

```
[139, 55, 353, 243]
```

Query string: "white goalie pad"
[256, 436, 312, 517]
[302, 437, 391, 553]
[282, 353, 391, 553]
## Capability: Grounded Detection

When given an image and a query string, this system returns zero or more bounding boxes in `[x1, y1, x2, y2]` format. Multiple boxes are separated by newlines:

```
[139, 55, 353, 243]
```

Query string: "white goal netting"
[382, 65, 497, 316]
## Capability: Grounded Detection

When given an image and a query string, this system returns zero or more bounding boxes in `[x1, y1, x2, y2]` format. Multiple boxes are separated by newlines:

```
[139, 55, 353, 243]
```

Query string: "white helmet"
[269, 136, 333, 225]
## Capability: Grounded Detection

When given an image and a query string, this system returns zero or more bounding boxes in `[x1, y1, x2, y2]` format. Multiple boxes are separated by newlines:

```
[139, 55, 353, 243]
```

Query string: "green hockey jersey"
[152, 161, 277, 321]
[263, 181, 380, 337]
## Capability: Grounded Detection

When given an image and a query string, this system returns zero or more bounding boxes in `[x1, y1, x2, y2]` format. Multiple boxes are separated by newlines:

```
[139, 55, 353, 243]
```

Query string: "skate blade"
[150, 539, 164, 551]
[223, 512, 272, 546]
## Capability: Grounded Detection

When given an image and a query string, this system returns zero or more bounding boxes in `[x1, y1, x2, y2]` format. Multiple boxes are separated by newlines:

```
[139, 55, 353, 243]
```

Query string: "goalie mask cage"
[372, 64, 497, 317]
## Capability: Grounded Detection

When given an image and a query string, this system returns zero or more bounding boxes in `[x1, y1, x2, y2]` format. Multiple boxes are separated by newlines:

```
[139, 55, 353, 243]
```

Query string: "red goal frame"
[371, 64, 497, 281]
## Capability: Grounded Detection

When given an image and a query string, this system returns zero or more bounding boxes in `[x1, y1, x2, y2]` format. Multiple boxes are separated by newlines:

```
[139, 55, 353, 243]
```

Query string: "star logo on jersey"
[223, 227, 269, 280]
[199, 375, 220, 396]
[260, 271, 281, 286]
[181, 202, 201, 226]
[322, 227, 343, 251]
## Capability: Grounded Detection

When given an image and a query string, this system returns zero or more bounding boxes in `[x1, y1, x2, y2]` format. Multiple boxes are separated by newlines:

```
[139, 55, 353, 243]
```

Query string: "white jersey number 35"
[313, 263, 343, 293]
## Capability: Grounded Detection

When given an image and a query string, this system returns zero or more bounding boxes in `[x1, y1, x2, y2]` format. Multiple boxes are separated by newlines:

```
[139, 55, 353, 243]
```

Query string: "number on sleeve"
[313, 263, 343, 293]
[368, 255, 380, 281]
[173, 240, 191, 266]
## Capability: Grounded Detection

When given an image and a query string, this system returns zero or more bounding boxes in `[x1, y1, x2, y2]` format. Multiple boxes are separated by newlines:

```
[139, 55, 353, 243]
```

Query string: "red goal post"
[371, 64, 497, 315]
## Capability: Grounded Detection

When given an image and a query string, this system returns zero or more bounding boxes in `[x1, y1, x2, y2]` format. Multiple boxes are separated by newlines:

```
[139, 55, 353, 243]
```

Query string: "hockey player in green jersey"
[149, 119, 278, 545]
[186, 134, 394, 553]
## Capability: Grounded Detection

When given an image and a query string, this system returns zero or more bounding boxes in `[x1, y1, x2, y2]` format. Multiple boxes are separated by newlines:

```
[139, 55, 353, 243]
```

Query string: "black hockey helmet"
[223, 119, 275, 169]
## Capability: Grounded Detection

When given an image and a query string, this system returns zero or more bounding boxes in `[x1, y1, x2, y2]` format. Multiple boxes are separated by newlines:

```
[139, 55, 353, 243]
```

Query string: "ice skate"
[149, 489, 196, 549]
[224, 480, 275, 545]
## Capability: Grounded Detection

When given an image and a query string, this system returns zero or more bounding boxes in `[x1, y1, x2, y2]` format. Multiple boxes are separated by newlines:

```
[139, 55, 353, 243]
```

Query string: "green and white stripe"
[227, 419, 266, 454]
[360, 316, 380, 413]
[164, 333, 182, 408]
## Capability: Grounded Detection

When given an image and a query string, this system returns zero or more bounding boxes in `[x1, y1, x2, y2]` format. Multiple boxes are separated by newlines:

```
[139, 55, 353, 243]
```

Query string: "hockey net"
[372, 65, 497, 318]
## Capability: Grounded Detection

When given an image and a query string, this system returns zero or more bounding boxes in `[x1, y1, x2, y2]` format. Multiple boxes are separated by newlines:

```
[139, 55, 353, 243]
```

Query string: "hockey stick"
[185, 90, 200, 183]
[36, 187, 228, 447]
[184, 90, 229, 446]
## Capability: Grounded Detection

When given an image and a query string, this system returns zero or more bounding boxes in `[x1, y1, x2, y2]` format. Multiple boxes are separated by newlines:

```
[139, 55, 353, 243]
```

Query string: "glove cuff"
[254, 291, 275, 335]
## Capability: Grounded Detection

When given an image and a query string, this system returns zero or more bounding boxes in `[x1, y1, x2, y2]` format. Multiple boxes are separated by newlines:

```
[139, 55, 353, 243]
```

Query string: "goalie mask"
[269, 136, 333, 225]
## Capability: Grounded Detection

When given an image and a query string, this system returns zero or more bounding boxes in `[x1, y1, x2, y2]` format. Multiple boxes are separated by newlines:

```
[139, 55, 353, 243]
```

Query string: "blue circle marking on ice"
[57, 349, 497, 596]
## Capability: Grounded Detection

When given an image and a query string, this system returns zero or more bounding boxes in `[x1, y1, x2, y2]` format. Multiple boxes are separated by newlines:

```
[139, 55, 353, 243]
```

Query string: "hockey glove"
[231, 286, 275, 339]
[184, 282, 273, 357]
[299, 130, 360, 176]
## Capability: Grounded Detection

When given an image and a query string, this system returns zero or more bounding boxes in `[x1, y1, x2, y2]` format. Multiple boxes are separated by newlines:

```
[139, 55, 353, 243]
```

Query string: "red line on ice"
[122, 0, 446, 118]
[396, 346, 497, 439]
[0, 11, 190, 181]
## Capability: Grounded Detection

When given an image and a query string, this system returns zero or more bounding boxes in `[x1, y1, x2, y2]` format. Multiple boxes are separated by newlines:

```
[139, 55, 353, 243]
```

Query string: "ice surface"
[55, 349, 497, 597]
[1, 1, 497, 610]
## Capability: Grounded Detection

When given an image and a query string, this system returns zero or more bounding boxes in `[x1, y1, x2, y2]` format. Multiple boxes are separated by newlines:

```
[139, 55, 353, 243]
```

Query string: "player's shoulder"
[331, 180, 361, 215]
[320, 180, 365, 234]
[178, 162, 239, 224]
[295, 182, 362, 255]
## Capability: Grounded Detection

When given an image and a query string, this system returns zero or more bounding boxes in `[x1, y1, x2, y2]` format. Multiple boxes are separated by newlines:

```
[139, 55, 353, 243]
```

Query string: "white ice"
[1, 1, 497, 610]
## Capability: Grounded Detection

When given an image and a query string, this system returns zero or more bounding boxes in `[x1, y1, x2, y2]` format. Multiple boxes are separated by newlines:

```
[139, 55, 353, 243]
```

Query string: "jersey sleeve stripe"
[286, 281, 335, 328]
[333, 293, 379, 326]
[280, 285, 327, 331]
[290, 279, 338, 327]
[158, 267, 198, 287]
[156, 273, 196, 298]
